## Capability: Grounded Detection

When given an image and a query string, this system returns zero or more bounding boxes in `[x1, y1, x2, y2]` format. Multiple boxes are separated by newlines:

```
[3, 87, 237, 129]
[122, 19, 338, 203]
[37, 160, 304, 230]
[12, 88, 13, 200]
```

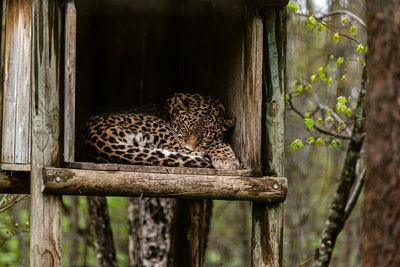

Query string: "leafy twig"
[287, 97, 352, 140]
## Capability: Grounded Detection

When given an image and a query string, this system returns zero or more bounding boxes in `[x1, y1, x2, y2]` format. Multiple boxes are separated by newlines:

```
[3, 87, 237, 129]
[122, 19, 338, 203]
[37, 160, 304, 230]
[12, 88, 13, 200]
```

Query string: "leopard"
[84, 92, 240, 170]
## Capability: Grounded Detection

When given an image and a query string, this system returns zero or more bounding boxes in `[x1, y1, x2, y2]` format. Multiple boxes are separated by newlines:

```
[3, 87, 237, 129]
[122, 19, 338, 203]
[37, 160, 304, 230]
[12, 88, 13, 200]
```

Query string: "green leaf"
[333, 32, 340, 43]
[336, 102, 347, 113]
[336, 57, 344, 66]
[331, 140, 338, 149]
[330, 55, 334, 60]
[291, 139, 304, 151]
[341, 75, 347, 81]
[316, 117, 323, 125]
[306, 84, 312, 91]
[285, 94, 290, 101]
[327, 78, 333, 85]
[305, 118, 314, 129]
[356, 44, 365, 54]
[304, 113, 310, 119]
[293, 80, 299, 87]
[362, 61, 366, 67]
[325, 116, 334, 122]
[345, 108, 352, 117]
[356, 57, 360, 62]
[307, 16, 317, 30]
[310, 74, 317, 83]
[347, 96, 352, 102]
[337, 127, 341, 133]
[307, 137, 315, 144]
[317, 22, 326, 32]
[297, 85, 304, 94]
[337, 96, 347, 104]
[341, 121, 346, 127]
[287, 1, 298, 13]
[318, 67, 327, 81]
[327, 109, 332, 115]
[349, 25, 357, 35]
[315, 138, 325, 146]
[342, 18, 349, 24]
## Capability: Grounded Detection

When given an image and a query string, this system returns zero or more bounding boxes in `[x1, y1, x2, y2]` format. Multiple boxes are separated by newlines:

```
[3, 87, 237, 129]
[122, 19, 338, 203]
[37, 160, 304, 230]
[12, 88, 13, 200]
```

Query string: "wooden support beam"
[30, 0, 64, 266]
[43, 167, 287, 202]
[251, 7, 286, 267]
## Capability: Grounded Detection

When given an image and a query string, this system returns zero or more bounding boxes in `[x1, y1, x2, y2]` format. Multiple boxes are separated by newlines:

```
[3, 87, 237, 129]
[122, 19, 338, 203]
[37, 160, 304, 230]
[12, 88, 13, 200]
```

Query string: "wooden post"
[30, 0, 63, 266]
[251, 7, 286, 267]
[1, 0, 32, 167]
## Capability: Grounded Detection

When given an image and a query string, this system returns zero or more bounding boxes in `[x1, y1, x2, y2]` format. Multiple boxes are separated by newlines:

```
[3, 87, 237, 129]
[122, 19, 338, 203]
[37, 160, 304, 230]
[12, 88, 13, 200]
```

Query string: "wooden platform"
[0, 162, 287, 202]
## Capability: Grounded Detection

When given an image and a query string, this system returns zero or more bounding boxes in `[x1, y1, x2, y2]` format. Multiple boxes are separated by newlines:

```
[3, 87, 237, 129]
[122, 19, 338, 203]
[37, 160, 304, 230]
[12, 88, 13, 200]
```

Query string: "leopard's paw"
[211, 156, 240, 170]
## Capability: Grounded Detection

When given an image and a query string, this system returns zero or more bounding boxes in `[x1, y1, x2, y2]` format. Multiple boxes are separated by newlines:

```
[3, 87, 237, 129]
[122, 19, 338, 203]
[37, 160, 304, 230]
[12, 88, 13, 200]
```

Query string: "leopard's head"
[167, 93, 235, 151]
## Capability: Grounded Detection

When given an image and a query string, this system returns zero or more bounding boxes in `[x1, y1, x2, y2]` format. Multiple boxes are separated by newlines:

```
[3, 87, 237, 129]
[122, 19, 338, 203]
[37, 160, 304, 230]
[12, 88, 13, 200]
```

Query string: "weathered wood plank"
[64, 0, 76, 163]
[68, 161, 260, 176]
[43, 167, 287, 202]
[0, 171, 29, 194]
[1, 0, 31, 164]
[251, 7, 286, 267]
[30, 0, 63, 266]
[0, 163, 31, 171]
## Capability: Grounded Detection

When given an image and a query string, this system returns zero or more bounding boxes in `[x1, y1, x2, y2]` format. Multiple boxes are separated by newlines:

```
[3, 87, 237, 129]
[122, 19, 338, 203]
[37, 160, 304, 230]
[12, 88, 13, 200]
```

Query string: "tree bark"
[363, 1, 400, 266]
[87, 196, 118, 267]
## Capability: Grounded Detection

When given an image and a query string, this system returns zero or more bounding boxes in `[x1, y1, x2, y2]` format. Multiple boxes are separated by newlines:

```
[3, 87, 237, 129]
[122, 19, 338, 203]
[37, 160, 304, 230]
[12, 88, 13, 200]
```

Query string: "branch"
[344, 168, 365, 220]
[0, 194, 29, 213]
[296, 12, 362, 44]
[317, 10, 366, 27]
[287, 97, 352, 140]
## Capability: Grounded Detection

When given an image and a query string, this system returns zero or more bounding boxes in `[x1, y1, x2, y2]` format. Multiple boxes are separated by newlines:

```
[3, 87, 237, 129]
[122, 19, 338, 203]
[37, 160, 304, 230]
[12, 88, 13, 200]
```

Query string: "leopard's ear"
[223, 118, 236, 131]
[166, 93, 188, 117]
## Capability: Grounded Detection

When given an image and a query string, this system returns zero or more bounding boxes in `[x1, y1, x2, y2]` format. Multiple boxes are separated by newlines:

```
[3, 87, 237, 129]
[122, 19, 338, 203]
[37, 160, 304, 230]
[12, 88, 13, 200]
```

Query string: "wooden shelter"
[0, 0, 288, 266]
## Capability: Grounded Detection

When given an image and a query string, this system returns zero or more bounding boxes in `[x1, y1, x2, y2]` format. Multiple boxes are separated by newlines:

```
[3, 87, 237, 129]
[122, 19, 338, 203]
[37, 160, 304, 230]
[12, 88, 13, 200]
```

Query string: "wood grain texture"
[0, 163, 31, 171]
[64, 0, 76, 163]
[68, 161, 259, 176]
[43, 167, 287, 202]
[251, 7, 286, 267]
[1, 0, 32, 164]
[30, 0, 63, 266]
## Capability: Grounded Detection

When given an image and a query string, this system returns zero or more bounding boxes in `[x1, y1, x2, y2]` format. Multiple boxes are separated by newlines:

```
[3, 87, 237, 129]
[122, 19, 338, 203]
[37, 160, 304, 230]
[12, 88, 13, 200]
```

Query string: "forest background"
[0, 0, 366, 266]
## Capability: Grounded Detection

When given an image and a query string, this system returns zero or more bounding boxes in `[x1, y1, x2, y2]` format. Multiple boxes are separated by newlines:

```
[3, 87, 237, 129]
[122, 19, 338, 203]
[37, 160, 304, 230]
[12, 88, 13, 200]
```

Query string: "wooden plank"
[43, 167, 287, 202]
[251, 7, 286, 267]
[0, 171, 29, 194]
[0, 163, 30, 171]
[1, 0, 31, 164]
[68, 161, 260, 177]
[30, 0, 63, 266]
[64, 0, 76, 163]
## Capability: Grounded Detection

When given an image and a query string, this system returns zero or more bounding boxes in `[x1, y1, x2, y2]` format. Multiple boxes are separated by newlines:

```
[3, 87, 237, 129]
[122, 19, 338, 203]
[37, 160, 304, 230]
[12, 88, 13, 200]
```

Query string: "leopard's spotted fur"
[85, 93, 239, 169]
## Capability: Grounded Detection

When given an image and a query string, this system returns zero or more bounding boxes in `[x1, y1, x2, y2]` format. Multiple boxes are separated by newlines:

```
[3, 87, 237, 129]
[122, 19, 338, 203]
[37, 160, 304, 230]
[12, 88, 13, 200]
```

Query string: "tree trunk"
[363, 1, 400, 266]
[87, 196, 118, 267]
[128, 197, 175, 267]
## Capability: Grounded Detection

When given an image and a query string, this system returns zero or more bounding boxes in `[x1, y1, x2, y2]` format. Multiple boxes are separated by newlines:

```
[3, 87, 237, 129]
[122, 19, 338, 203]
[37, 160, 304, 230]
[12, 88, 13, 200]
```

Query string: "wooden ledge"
[43, 166, 287, 202]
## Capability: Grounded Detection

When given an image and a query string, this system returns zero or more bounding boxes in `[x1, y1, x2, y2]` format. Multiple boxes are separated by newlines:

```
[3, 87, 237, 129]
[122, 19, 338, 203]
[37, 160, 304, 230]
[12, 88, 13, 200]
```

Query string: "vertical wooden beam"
[64, 0, 76, 163]
[251, 7, 286, 267]
[1, 0, 32, 165]
[30, 0, 63, 266]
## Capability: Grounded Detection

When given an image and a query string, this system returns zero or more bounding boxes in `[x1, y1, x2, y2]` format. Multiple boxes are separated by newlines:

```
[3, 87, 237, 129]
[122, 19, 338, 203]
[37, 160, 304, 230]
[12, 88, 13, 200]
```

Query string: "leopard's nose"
[184, 135, 200, 150]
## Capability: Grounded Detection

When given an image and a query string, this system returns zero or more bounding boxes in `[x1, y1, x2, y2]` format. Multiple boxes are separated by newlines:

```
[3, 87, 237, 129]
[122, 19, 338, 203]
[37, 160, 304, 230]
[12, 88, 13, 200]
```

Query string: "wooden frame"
[0, 0, 287, 266]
